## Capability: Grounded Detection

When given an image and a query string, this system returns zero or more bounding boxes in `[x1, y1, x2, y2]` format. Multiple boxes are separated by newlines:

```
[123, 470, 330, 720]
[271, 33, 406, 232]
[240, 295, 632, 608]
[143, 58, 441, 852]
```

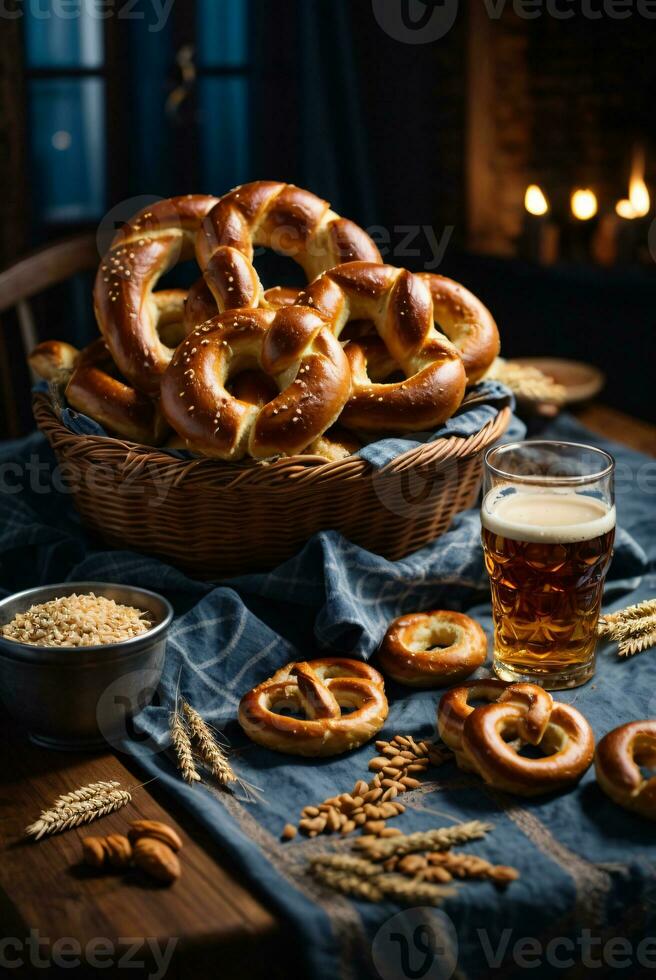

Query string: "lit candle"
[613, 146, 651, 263]
[566, 188, 598, 261]
[522, 185, 559, 264]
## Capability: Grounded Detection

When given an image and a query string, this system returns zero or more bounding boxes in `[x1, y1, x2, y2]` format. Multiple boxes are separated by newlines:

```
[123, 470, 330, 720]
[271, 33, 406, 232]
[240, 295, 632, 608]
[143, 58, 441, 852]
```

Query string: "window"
[195, 0, 252, 192]
[23, 0, 254, 236]
[24, 4, 106, 226]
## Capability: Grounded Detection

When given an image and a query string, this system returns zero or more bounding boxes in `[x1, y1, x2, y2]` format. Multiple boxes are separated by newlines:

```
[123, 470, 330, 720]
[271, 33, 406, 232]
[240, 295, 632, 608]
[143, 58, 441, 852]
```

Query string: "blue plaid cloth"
[1, 412, 654, 979]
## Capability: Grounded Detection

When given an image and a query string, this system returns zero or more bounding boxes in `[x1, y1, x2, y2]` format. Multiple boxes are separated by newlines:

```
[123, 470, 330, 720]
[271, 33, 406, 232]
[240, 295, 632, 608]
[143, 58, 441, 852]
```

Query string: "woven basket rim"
[33, 391, 512, 490]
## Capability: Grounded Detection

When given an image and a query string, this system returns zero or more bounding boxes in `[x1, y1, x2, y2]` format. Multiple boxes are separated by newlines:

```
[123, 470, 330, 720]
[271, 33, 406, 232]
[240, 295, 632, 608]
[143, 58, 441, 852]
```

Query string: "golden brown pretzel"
[29, 340, 79, 382]
[417, 274, 500, 384]
[183, 278, 301, 335]
[195, 181, 381, 314]
[305, 424, 362, 461]
[94, 195, 219, 393]
[378, 610, 487, 688]
[595, 721, 656, 820]
[277, 262, 466, 431]
[462, 691, 594, 796]
[238, 658, 388, 756]
[30, 337, 169, 445]
[160, 307, 351, 460]
[437, 679, 511, 769]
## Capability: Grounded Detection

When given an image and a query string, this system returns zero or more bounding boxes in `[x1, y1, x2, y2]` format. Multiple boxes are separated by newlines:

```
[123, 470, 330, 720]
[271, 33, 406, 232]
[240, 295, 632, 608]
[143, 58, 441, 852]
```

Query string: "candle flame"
[524, 184, 548, 216]
[615, 198, 635, 219]
[615, 146, 650, 219]
[571, 189, 598, 221]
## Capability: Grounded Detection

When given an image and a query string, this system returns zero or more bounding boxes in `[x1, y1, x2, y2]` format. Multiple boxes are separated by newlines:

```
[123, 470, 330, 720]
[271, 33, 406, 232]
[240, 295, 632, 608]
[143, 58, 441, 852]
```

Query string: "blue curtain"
[297, 0, 377, 227]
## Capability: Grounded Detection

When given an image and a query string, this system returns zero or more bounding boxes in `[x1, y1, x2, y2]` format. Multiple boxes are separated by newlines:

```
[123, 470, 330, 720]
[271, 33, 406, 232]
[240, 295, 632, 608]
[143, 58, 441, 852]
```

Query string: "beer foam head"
[482, 491, 616, 543]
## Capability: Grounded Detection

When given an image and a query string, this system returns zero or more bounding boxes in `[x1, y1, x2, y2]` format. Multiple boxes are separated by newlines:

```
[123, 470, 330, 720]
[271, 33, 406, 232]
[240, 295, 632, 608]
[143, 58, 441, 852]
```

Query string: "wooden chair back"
[0, 234, 98, 436]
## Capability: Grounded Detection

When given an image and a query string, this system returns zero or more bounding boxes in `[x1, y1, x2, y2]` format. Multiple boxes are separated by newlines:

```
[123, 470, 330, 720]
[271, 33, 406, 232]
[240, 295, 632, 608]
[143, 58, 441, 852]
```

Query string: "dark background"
[1, 0, 655, 437]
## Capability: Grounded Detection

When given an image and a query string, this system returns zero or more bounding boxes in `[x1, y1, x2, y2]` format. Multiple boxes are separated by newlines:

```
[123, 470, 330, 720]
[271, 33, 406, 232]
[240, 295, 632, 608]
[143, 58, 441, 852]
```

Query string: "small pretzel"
[195, 181, 381, 314]
[378, 610, 487, 688]
[437, 678, 511, 770]
[277, 262, 466, 431]
[306, 424, 361, 461]
[238, 658, 388, 757]
[30, 335, 170, 445]
[417, 274, 500, 384]
[94, 195, 218, 392]
[595, 721, 656, 820]
[462, 691, 594, 796]
[160, 307, 351, 459]
[29, 340, 79, 382]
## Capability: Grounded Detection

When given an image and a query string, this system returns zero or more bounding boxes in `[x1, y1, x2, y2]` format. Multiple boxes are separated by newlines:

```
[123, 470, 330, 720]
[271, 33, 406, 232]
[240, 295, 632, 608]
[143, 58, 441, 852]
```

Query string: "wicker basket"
[34, 392, 511, 580]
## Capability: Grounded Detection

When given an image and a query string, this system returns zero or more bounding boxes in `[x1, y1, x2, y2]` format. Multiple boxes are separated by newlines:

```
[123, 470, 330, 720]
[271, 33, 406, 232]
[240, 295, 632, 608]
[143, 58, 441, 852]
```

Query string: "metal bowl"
[0, 582, 173, 750]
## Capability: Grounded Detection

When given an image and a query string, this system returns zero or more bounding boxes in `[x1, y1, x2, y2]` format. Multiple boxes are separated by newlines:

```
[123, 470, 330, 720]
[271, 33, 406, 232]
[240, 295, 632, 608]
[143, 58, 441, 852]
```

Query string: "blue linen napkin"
[1, 414, 655, 979]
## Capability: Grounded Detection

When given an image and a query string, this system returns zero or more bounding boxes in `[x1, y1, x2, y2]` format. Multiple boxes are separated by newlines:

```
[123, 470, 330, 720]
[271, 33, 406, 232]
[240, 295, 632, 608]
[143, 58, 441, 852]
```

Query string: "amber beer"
[482, 441, 616, 689]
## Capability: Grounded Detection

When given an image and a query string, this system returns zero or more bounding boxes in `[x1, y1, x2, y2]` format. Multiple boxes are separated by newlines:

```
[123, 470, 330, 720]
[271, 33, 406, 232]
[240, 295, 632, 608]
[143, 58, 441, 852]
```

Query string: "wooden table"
[1, 403, 654, 978]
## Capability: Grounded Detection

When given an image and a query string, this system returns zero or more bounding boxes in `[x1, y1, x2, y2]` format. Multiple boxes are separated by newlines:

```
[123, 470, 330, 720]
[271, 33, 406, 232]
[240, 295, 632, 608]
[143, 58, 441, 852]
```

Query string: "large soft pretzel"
[238, 658, 388, 756]
[595, 721, 656, 820]
[417, 274, 500, 384]
[30, 332, 172, 445]
[378, 610, 487, 688]
[194, 181, 381, 315]
[94, 195, 218, 393]
[462, 687, 594, 797]
[270, 261, 467, 431]
[160, 307, 351, 459]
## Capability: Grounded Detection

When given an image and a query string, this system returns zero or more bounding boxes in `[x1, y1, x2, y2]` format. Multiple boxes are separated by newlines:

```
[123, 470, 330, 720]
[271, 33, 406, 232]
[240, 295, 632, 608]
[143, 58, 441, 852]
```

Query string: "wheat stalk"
[311, 854, 382, 877]
[310, 862, 453, 905]
[376, 873, 454, 904]
[182, 701, 237, 786]
[599, 598, 656, 627]
[52, 780, 121, 808]
[311, 865, 385, 902]
[26, 789, 132, 840]
[170, 709, 201, 784]
[598, 598, 656, 657]
[353, 821, 493, 859]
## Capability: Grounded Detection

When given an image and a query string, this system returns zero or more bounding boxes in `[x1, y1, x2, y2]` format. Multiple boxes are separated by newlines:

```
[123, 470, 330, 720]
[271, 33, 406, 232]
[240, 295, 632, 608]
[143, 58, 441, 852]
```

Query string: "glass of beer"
[481, 441, 615, 690]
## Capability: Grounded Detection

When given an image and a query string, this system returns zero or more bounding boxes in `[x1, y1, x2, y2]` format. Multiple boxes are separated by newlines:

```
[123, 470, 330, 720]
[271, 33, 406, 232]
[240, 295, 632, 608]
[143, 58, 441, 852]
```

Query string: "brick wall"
[471, 12, 656, 254]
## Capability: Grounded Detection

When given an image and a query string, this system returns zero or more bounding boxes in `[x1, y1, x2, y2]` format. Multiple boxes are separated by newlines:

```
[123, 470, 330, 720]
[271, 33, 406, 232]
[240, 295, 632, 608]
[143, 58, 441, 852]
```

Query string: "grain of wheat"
[0, 593, 150, 647]
[182, 701, 236, 785]
[598, 598, 656, 657]
[52, 780, 121, 809]
[170, 710, 201, 784]
[26, 790, 132, 840]
[354, 821, 493, 859]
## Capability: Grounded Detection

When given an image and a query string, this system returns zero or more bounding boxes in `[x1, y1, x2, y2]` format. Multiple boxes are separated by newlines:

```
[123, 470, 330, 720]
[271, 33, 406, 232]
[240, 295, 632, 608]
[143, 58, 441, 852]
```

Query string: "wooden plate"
[510, 357, 605, 405]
